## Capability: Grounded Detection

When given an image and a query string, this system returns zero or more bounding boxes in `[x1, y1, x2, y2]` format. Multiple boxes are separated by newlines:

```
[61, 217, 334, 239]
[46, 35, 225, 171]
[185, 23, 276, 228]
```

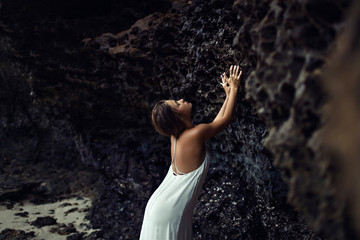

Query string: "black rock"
[31, 216, 57, 227]
[14, 211, 29, 217]
[0, 229, 35, 240]
[66, 232, 85, 240]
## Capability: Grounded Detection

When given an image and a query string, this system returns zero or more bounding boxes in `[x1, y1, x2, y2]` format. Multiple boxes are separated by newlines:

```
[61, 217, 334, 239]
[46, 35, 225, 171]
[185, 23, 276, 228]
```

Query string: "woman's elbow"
[215, 116, 232, 128]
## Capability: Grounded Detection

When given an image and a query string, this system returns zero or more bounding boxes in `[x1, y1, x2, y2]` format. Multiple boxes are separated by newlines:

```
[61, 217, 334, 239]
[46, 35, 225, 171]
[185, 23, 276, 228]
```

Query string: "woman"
[140, 65, 242, 239]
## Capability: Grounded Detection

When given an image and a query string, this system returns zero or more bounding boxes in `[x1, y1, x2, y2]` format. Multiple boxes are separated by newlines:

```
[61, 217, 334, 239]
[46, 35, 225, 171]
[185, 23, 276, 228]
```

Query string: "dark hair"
[152, 100, 186, 138]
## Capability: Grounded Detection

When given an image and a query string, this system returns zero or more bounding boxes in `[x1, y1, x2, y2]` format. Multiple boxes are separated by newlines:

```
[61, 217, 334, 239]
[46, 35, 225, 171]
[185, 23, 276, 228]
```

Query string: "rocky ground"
[1, 0, 359, 239]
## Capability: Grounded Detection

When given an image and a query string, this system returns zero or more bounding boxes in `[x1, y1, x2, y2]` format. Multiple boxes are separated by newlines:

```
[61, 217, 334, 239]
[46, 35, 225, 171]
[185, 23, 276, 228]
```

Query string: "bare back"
[170, 127, 206, 175]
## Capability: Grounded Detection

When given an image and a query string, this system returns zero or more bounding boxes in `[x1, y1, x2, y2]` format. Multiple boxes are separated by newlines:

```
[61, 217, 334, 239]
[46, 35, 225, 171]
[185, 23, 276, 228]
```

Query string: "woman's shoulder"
[180, 126, 205, 142]
[188, 124, 219, 144]
[178, 129, 207, 156]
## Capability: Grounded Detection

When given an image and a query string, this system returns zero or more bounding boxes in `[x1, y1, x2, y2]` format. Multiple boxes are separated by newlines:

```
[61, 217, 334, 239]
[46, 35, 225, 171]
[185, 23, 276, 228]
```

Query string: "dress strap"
[172, 138, 186, 175]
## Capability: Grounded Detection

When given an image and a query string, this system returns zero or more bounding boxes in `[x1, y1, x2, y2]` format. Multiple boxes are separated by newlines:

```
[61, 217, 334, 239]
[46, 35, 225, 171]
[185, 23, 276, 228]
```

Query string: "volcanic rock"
[0, 0, 358, 239]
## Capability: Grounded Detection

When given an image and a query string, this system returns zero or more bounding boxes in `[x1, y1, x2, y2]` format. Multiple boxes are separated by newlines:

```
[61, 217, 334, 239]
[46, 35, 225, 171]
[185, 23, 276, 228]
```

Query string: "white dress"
[139, 139, 210, 240]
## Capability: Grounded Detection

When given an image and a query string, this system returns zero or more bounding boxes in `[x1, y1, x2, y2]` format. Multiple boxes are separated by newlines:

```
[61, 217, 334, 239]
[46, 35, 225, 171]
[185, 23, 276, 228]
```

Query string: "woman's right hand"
[227, 65, 242, 90]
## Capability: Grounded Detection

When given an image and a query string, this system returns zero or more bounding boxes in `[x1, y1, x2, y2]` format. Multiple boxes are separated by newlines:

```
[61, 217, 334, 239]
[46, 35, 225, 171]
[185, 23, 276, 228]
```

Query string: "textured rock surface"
[0, 229, 34, 240]
[319, 0, 360, 238]
[0, 0, 357, 239]
[232, 0, 354, 239]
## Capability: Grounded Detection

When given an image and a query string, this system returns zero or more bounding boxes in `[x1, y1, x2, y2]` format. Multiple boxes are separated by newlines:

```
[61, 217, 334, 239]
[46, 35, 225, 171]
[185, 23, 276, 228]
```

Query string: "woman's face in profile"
[165, 99, 192, 118]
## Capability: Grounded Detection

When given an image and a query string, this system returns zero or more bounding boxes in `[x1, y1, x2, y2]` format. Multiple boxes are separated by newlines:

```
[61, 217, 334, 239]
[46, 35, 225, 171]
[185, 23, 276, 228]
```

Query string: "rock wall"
[0, 0, 357, 239]
[320, 0, 360, 238]
[232, 0, 355, 239]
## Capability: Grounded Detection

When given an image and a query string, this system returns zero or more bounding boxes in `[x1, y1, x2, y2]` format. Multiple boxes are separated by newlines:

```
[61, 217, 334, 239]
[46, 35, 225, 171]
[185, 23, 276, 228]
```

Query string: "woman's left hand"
[221, 72, 231, 96]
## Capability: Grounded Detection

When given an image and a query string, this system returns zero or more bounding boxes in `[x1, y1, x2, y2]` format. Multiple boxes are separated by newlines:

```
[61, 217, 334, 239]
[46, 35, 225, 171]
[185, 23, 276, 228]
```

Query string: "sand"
[0, 197, 99, 239]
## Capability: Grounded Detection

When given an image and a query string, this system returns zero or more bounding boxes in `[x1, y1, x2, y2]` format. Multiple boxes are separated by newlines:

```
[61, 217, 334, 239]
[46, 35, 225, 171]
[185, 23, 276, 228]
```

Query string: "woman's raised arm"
[194, 65, 242, 141]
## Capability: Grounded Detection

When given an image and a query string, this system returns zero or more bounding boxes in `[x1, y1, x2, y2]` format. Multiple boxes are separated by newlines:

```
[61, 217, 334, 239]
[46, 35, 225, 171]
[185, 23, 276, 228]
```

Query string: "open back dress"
[139, 138, 210, 240]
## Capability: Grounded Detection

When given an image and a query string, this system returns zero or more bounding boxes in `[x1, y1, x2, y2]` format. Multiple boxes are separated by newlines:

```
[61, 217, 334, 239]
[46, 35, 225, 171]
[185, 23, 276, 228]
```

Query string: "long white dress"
[139, 139, 210, 240]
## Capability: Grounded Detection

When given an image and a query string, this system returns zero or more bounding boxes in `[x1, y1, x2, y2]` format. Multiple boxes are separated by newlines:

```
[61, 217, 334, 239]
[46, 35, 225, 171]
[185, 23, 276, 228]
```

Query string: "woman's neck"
[184, 119, 194, 129]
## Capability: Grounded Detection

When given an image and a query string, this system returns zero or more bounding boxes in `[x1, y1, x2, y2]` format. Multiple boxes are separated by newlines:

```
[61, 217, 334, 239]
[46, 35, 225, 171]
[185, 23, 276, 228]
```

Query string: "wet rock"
[2, 202, 15, 210]
[31, 216, 57, 227]
[65, 208, 79, 216]
[51, 223, 78, 235]
[14, 211, 29, 218]
[66, 232, 85, 240]
[82, 230, 104, 240]
[0, 229, 35, 240]
[60, 203, 73, 208]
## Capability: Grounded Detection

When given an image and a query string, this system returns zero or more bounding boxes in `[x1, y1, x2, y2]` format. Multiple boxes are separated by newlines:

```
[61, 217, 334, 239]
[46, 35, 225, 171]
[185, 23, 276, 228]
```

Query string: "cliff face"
[0, 0, 357, 239]
[320, 1, 360, 238]
[232, 0, 354, 239]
